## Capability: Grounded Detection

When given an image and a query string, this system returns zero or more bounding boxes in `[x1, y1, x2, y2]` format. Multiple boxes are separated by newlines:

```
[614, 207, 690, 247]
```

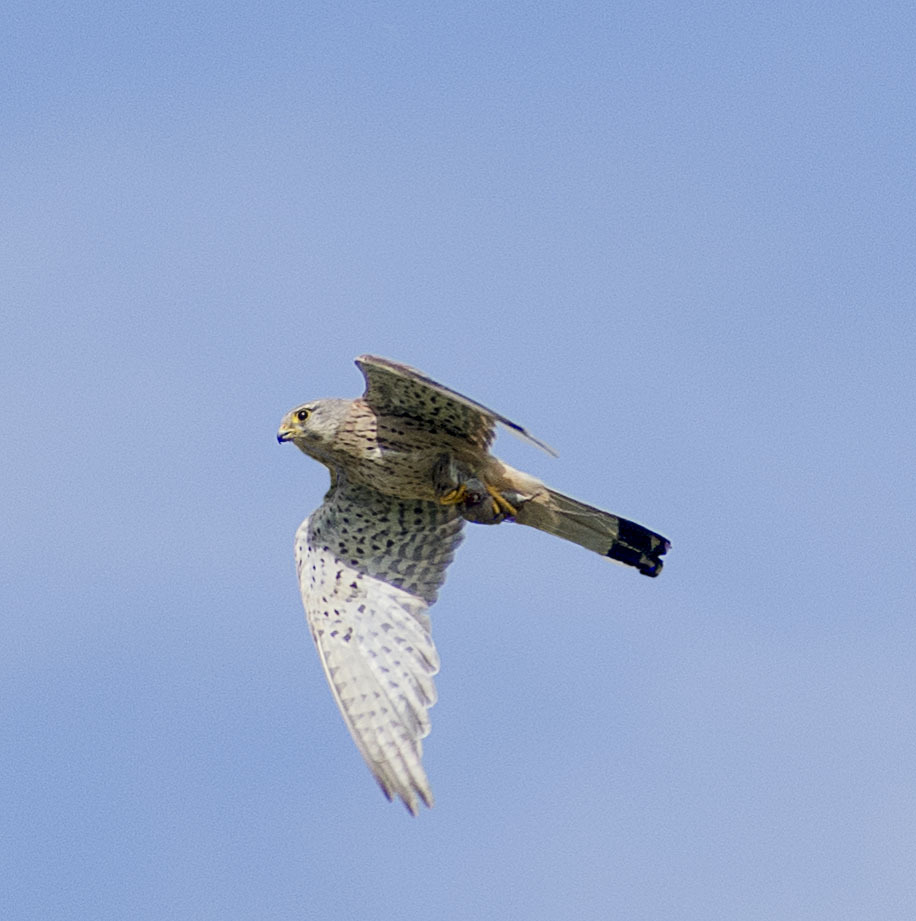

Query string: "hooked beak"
[277, 427, 294, 444]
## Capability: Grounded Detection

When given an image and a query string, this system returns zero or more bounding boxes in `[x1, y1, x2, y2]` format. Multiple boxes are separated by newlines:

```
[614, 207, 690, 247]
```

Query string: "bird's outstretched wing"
[355, 354, 557, 455]
[296, 478, 464, 813]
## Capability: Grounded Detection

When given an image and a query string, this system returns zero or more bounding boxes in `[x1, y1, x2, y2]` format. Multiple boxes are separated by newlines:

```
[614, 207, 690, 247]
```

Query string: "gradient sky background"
[3, 3, 915, 919]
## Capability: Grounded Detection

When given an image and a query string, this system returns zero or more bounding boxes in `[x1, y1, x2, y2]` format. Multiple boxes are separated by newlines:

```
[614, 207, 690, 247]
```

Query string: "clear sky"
[3, 2, 915, 919]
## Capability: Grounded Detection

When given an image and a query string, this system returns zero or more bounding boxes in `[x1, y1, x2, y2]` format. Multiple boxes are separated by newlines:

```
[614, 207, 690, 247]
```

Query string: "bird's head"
[277, 398, 348, 461]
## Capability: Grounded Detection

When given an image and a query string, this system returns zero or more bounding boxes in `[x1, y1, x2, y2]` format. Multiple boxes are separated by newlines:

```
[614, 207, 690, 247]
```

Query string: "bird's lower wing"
[296, 480, 464, 813]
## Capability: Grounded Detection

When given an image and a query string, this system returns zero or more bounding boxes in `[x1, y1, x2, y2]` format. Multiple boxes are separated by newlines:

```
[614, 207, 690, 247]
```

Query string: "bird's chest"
[338, 414, 470, 501]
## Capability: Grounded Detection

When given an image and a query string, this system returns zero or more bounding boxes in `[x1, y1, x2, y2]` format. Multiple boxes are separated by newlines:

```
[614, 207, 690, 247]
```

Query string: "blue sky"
[3, 2, 915, 919]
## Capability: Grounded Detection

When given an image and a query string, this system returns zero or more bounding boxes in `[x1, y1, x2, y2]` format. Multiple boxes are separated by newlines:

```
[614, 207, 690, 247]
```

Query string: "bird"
[277, 355, 670, 814]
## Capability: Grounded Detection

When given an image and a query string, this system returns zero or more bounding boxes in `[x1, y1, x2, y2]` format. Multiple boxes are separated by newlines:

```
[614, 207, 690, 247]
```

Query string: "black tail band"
[607, 519, 670, 577]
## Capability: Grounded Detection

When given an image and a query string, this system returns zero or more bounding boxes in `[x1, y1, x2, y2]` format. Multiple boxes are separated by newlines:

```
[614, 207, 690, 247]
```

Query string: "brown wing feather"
[355, 354, 556, 455]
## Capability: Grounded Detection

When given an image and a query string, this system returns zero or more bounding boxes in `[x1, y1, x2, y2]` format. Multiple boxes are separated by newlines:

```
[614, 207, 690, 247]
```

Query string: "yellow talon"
[439, 483, 468, 505]
[487, 486, 518, 517]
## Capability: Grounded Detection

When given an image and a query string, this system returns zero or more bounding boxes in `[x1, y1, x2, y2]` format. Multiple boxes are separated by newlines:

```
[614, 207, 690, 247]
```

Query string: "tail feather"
[513, 488, 670, 577]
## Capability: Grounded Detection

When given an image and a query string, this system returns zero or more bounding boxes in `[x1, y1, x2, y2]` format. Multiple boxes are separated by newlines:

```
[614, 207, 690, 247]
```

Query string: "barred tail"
[513, 488, 670, 577]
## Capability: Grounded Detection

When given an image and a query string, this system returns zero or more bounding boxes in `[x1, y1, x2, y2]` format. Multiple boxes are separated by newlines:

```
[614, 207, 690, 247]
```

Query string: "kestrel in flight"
[278, 355, 670, 813]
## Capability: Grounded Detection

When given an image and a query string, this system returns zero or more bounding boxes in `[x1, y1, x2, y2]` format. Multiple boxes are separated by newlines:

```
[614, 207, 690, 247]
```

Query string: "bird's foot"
[486, 485, 518, 518]
[460, 478, 516, 524]
[433, 456, 517, 525]
[438, 483, 468, 506]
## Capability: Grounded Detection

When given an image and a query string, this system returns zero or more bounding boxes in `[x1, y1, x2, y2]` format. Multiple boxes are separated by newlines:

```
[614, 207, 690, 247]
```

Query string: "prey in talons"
[433, 454, 521, 525]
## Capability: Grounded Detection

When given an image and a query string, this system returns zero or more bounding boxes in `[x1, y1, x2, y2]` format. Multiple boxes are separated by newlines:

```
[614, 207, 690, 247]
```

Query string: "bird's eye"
[296, 409, 310, 422]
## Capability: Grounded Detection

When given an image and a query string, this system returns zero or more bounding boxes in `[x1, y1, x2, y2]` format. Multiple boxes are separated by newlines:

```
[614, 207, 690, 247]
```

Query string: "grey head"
[277, 397, 352, 464]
